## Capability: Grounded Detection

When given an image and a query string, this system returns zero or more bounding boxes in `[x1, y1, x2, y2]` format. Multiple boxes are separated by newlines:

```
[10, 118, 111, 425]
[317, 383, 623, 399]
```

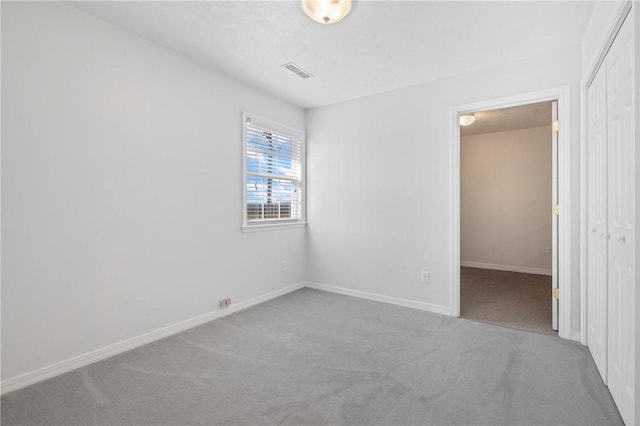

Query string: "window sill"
[241, 222, 307, 233]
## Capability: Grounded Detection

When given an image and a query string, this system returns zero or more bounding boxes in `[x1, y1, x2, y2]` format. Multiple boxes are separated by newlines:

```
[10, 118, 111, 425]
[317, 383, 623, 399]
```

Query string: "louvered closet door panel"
[587, 61, 608, 384]
[606, 13, 636, 426]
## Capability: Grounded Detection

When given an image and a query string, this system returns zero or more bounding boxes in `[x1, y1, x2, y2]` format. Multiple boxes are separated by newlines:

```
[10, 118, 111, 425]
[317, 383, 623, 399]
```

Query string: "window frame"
[242, 112, 306, 232]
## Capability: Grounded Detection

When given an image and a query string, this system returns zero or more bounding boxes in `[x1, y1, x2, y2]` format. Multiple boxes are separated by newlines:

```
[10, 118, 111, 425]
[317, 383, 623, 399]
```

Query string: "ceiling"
[72, 1, 595, 109]
[461, 101, 553, 137]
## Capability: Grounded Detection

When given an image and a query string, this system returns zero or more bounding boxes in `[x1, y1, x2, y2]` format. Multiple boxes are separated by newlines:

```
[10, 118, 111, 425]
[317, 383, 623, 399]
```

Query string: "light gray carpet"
[2, 288, 622, 425]
[461, 267, 555, 336]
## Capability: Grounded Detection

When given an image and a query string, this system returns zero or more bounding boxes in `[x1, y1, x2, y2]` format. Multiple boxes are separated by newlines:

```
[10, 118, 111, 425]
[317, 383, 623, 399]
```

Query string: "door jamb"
[450, 86, 573, 340]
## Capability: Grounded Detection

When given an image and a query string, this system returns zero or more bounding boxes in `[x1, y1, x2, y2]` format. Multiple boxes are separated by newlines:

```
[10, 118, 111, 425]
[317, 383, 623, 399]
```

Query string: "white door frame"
[450, 86, 573, 340]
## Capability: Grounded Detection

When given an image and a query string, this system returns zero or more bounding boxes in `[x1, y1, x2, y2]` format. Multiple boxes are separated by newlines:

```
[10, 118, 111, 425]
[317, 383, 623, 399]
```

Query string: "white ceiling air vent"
[282, 62, 314, 79]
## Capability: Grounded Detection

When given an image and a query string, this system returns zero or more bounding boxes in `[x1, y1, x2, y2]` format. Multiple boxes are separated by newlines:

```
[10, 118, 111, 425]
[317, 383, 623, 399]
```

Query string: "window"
[242, 113, 305, 230]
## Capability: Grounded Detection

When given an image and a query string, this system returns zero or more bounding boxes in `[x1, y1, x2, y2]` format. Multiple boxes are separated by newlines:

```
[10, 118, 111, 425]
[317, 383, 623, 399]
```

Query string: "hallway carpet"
[461, 267, 555, 336]
[2, 288, 621, 425]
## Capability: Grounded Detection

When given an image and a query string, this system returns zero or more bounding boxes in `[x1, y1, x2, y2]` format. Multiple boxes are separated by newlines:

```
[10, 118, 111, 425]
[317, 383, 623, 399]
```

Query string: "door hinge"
[552, 120, 559, 132]
[553, 204, 560, 216]
[552, 288, 559, 300]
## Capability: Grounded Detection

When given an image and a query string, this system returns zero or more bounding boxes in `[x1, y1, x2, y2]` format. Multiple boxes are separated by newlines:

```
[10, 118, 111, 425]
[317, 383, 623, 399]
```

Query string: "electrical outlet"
[281, 260, 287, 272]
[219, 298, 231, 309]
[421, 271, 430, 284]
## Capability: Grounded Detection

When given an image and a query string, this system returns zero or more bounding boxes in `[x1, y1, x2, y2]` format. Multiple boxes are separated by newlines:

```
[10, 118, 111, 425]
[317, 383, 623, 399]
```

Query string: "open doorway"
[458, 101, 557, 336]
[451, 86, 572, 340]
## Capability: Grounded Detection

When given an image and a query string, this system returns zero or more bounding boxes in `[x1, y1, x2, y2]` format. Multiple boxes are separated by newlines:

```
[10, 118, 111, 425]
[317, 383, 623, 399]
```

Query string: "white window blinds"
[243, 114, 305, 227]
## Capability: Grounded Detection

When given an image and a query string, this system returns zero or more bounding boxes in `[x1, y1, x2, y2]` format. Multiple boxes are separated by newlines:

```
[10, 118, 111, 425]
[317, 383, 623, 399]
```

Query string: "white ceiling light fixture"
[302, 0, 352, 24]
[459, 113, 476, 126]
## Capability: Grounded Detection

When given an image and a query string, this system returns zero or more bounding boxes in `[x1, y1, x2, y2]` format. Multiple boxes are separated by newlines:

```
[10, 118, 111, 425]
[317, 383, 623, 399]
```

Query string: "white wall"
[306, 46, 582, 332]
[461, 126, 552, 274]
[1, 2, 305, 383]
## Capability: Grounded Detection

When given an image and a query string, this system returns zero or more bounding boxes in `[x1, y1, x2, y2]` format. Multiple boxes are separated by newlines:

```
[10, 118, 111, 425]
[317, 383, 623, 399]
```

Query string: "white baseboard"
[1, 282, 305, 395]
[460, 261, 552, 276]
[571, 331, 583, 344]
[305, 282, 452, 316]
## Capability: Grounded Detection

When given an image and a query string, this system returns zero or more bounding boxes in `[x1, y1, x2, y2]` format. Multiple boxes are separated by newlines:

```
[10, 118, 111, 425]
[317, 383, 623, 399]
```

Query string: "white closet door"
[587, 62, 608, 384]
[606, 13, 636, 426]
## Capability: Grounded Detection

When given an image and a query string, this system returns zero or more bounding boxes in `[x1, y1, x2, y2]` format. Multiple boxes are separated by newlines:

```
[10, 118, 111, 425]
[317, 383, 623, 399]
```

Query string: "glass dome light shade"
[302, 0, 352, 24]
